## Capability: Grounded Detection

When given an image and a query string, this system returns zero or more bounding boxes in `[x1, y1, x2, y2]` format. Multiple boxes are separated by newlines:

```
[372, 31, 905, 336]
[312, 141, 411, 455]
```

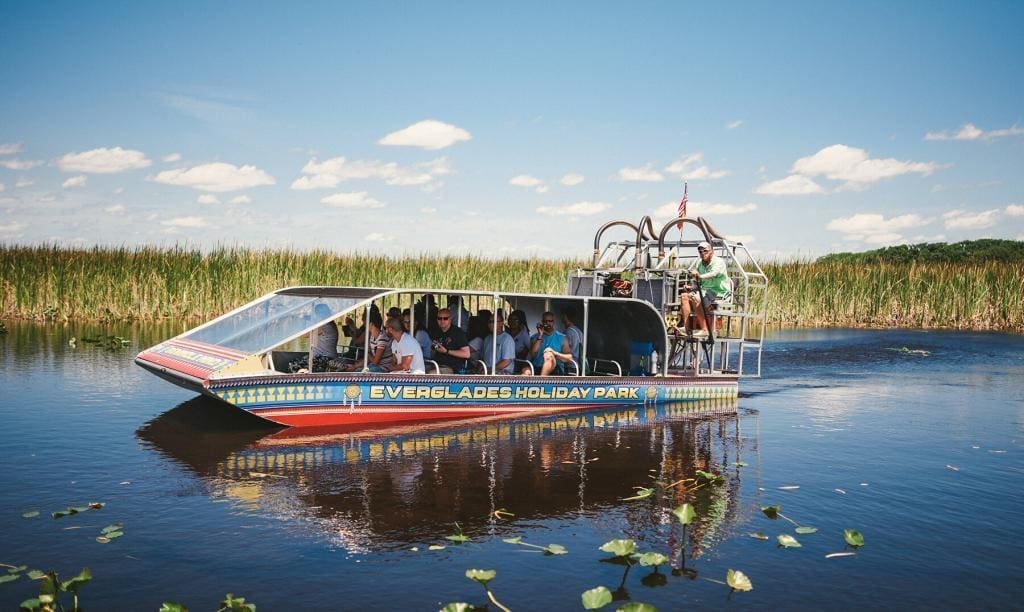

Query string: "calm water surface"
[1, 323, 1022, 610]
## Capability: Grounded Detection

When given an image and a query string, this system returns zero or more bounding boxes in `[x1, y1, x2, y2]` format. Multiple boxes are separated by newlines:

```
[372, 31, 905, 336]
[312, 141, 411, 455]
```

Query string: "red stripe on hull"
[137, 351, 215, 380]
[249, 403, 601, 428]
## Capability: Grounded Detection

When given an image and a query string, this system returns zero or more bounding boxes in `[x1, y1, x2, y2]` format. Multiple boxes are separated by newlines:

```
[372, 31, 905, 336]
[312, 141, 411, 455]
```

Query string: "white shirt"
[565, 324, 583, 361]
[481, 331, 516, 374]
[391, 332, 425, 374]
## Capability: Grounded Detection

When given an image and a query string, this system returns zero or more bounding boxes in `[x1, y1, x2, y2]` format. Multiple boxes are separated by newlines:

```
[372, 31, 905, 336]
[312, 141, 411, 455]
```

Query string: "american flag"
[677, 182, 688, 224]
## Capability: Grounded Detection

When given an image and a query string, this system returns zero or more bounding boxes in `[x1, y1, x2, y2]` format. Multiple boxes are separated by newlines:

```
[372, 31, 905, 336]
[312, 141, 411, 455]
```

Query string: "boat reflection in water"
[137, 397, 758, 560]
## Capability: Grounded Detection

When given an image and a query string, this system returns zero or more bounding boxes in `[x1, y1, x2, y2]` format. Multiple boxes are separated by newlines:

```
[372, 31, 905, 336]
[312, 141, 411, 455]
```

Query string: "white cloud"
[509, 174, 543, 188]
[908, 233, 946, 243]
[726, 120, 744, 130]
[62, 175, 87, 188]
[162, 153, 182, 162]
[57, 147, 151, 173]
[151, 162, 275, 192]
[792, 145, 936, 188]
[925, 122, 1024, 141]
[617, 164, 664, 182]
[654, 200, 757, 221]
[1005, 204, 1024, 217]
[378, 119, 471, 150]
[229, 195, 252, 205]
[942, 209, 999, 230]
[754, 174, 824, 195]
[366, 232, 395, 242]
[0, 221, 27, 234]
[728, 234, 755, 244]
[0, 142, 23, 155]
[0, 182, 4, 192]
[321, 191, 385, 209]
[536, 185, 549, 194]
[826, 212, 931, 243]
[15, 178, 34, 188]
[560, 173, 585, 186]
[160, 216, 208, 228]
[104, 204, 126, 213]
[421, 206, 437, 213]
[536, 201, 611, 216]
[664, 153, 728, 180]
[0, 158, 44, 170]
[197, 194, 221, 204]
[291, 156, 450, 190]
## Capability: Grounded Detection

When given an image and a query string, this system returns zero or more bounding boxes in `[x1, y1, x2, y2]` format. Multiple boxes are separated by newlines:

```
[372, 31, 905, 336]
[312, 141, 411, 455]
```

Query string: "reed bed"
[2, 245, 1021, 331]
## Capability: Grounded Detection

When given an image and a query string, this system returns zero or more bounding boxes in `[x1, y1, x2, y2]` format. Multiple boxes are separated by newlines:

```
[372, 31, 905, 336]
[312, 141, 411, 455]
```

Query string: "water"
[1, 323, 1022, 610]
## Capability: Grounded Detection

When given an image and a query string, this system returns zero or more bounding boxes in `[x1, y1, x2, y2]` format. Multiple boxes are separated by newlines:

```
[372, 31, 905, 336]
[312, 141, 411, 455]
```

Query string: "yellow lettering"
[415, 386, 430, 399]
[386, 385, 401, 399]
[369, 386, 384, 399]
[594, 387, 606, 398]
[515, 387, 529, 399]
[499, 387, 512, 399]
[457, 387, 473, 399]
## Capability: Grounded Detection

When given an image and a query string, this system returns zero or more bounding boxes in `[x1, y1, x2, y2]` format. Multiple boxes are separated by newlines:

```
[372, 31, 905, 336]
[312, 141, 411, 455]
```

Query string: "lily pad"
[636, 552, 668, 567]
[445, 534, 470, 543]
[761, 505, 781, 519]
[726, 569, 752, 592]
[695, 469, 722, 483]
[158, 603, 188, 612]
[428, 545, 446, 551]
[6, 565, 27, 574]
[795, 526, 818, 534]
[581, 585, 613, 610]
[101, 523, 124, 534]
[544, 544, 568, 555]
[441, 604, 473, 612]
[465, 569, 496, 585]
[622, 487, 655, 501]
[21, 511, 39, 519]
[0, 574, 19, 584]
[672, 503, 696, 526]
[89, 502, 105, 510]
[844, 529, 865, 547]
[599, 539, 637, 557]
[617, 603, 658, 612]
[747, 532, 769, 540]
[733, 461, 748, 467]
[106, 530, 124, 539]
[502, 537, 523, 545]
[27, 570, 45, 580]
[777, 534, 801, 548]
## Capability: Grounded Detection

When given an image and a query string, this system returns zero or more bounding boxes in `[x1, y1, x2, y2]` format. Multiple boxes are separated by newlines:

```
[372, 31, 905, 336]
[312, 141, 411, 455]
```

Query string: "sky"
[2, 1, 1022, 261]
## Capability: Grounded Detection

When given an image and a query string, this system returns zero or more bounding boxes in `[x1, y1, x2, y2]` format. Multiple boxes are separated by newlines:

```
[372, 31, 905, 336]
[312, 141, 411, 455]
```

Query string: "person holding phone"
[522, 311, 574, 376]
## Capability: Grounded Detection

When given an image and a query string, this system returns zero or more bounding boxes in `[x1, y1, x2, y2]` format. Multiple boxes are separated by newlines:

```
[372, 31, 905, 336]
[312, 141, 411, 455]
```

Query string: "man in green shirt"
[681, 241, 731, 337]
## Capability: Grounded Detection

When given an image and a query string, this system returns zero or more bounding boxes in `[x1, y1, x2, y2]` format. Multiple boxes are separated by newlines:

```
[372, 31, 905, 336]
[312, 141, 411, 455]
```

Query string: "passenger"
[386, 318, 425, 374]
[522, 311, 574, 376]
[447, 295, 471, 332]
[364, 312, 394, 372]
[481, 313, 516, 374]
[506, 310, 531, 359]
[561, 305, 583, 362]
[681, 241, 730, 337]
[312, 303, 338, 358]
[343, 303, 380, 350]
[405, 308, 433, 358]
[416, 294, 440, 337]
[430, 308, 471, 374]
[466, 309, 492, 363]
[386, 306, 402, 322]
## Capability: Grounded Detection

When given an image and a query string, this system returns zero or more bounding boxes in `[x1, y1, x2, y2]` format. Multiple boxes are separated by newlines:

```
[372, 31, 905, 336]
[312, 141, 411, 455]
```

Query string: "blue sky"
[2, 1, 1022, 260]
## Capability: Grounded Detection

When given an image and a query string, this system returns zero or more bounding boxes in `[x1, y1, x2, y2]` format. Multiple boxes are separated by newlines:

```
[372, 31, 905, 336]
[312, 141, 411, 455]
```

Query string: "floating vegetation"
[444, 522, 471, 544]
[17, 567, 91, 612]
[21, 511, 39, 519]
[428, 545, 446, 551]
[635, 552, 668, 569]
[622, 487, 655, 501]
[599, 539, 637, 558]
[217, 593, 256, 612]
[761, 504, 816, 533]
[463, 569, 510, 612]
[886, 346, 931, 356]
[777, 534, 802, 548]
[95, 523, 124, 544]
[51, 501, 104, 519]
[580, 585, 613, 610]
[843, 529, 865, 548]
[70, 335, 132, 350]
[501, 536, 567, 555]
[726, 569, 753, 592]
[825, 552, 857, 559]
[492, 508, 514, 520]
[747, 532, 769, 541]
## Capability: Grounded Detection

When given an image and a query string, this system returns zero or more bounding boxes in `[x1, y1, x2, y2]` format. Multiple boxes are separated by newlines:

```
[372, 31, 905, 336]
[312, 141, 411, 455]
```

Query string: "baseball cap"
[697, 241, 712, 251]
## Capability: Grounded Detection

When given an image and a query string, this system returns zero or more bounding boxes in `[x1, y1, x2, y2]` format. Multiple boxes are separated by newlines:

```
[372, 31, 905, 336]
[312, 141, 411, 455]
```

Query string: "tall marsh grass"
[2, 245, 1022, 331]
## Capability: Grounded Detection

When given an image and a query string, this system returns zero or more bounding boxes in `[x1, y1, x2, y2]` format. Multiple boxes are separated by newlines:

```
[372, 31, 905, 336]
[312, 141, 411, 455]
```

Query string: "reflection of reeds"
[2, 245, 1021, 330]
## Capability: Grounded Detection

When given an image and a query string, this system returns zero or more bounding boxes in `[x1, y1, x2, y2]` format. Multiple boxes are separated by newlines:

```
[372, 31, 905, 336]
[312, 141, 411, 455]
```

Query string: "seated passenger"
[385, 318, 425, 374]
[447, 295, 471, 332]
[522, 311, 574, 376]
[466, 309, 492, 363]
[405, 308, 433, 358]
[506, 309, 531, 359]
[561, 305, 583, 362]
[312, 303, 338, 358]
[430, 308, 471, 374]
[481, 313, 516, 374]
[363, 312, 394, 372]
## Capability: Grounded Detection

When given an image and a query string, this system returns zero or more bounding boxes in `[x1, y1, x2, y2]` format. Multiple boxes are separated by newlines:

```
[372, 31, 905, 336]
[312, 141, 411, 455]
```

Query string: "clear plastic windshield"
[181, 293, 365, 354]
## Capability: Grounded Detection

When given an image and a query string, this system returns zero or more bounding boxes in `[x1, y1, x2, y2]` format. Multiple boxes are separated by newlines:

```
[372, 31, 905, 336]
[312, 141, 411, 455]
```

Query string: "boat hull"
[205, 373, 739, 427]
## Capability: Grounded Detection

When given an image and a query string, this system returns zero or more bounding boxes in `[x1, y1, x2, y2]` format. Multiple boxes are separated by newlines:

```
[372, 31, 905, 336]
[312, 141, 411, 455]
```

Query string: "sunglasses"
[437, 316, 450, 320]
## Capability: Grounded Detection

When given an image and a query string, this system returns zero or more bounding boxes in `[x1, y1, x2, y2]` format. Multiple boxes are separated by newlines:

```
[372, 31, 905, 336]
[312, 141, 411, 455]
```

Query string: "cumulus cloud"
[536, 201, 611, 217]
[654, 200, 757, 221]
[0, 142, 23, 155]
[229, 195, 252, 205]
[754, 174, 824, 195]
[617, 164, 664, 182]
[321, 191, 385, 209]
[62, 175, 87, 189]
[57, 147, 151, 173]
[925, 122, 1024, 141]
[160, 216, 208, 228]
[15, 178, 34, 188]
[378, 119, 471, 150]
[664, 153, 729, 181]
[1005, 204, 1024, 217]
[942, 209, 999, 230]
[0, 221, 27, 234]
[726, 120, 744, 130]
[0, 182, 4, 192]
[0, 158, 44, 170]
[560, 173, 584, 186]
[197, 194, 221, 204]
[291, 156, 450, 190]
[826, 212, 931, 243]
[151, 162, 275, 192]
[756, 144, 937, 194]
[509, 174, 543, 188]
[162, 153, 182, 162]
[104, 204, 126, 213]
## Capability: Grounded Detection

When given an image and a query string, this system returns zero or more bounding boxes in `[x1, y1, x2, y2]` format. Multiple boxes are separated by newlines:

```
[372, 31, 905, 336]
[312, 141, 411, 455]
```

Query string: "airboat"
[135, 215, 768, 427]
